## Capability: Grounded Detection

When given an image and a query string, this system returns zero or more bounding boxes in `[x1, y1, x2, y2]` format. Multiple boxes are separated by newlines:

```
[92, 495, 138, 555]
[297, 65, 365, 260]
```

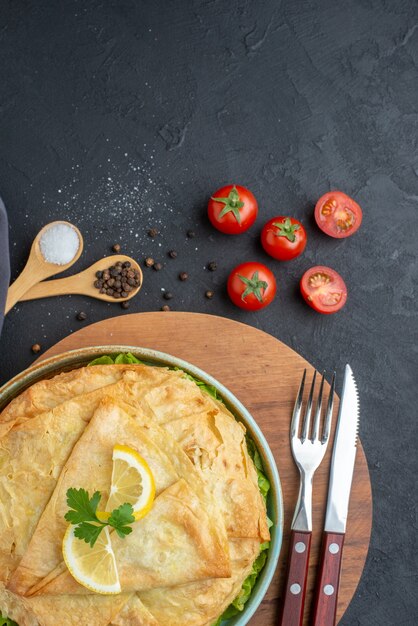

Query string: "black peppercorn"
[76, 311, 87, 321]
[93, 261, 141, 301]
[186, 230, 196, 238]
[168, 250, 178, 259]
[207, 261, 217, 271]
[163, 292, 173, 300]
[148, 228, 159, 238]
[112, 243, 121, 253]
[179, 272, 188, 281]
[121, 300, 130, 309]
[153, 262, 163, 271]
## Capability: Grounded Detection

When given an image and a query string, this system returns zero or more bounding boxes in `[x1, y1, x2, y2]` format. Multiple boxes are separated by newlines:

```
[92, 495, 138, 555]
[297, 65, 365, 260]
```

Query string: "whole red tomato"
[261, 216, 307, 261]
[314, 191, 362, 238]
[227, 262, 276, 311]
[208, 184, 258, 234]
[300, 266, 347, 314]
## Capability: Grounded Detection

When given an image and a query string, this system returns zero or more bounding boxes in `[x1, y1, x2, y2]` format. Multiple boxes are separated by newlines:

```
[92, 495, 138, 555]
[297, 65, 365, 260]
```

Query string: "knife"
[311, 364, 360, 626]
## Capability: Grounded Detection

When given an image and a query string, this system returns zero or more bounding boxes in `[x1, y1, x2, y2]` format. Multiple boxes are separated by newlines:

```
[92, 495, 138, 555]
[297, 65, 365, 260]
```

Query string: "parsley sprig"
[65, 488, 135, 547]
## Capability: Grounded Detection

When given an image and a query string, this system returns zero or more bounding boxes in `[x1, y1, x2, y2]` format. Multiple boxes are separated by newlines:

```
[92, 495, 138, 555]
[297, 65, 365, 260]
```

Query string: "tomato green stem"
[238, 271, 268, 303]
[272, 218, 300, 243]
[212, 186, 244, 224]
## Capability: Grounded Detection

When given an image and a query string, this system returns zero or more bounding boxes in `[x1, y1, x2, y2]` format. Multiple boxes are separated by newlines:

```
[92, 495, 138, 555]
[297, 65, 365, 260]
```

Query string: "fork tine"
[301, 370, 317, 443]
[311, 371, 325, 441]
[322, 371, 336, 444]
[290, 369, 306, 438]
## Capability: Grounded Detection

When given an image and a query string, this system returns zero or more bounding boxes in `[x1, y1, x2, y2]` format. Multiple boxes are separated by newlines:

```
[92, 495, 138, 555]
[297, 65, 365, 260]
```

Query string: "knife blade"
[311, 364, 360, 626]
[324, 363, 360, 533]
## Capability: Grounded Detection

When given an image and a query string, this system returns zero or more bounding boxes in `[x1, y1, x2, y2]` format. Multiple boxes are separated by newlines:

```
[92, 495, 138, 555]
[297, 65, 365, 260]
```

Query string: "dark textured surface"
[0, 1, 417, 623]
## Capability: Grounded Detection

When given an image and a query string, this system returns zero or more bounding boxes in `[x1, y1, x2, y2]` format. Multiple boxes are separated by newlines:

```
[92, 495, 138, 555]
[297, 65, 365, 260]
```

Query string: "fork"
[279, 369, 335, 626]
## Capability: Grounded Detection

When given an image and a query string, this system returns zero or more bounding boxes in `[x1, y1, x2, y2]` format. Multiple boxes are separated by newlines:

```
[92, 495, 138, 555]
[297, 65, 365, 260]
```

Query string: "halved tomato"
[300, 266, 347, 314]
[314, 191, 362, 238]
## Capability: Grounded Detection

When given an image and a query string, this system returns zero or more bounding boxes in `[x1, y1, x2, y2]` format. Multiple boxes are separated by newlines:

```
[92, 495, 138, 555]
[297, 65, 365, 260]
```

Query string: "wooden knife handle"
[279, 530, 312, 626]
[311, 532, 345, 626]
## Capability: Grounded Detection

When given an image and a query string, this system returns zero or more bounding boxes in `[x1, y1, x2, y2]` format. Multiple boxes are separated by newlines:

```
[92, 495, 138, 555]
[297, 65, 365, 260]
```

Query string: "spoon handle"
[19, 275, 86, 300]
[5, 256, 43, 314]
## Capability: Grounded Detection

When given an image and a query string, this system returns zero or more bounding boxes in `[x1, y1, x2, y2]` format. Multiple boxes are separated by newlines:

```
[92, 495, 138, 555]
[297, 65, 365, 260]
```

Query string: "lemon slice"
[62, 524, 121, 594]
[101, 444, 155, 521]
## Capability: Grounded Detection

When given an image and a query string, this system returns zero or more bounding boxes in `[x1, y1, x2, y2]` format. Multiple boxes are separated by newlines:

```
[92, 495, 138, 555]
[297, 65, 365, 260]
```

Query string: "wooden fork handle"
[311, 532, 345, 626]
[279, 530, 312, 626]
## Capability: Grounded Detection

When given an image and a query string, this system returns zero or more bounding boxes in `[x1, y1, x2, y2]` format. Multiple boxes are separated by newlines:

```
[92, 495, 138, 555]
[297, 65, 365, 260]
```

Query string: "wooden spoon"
[19, 255, 143, 304]
[5, 221, 83, 314]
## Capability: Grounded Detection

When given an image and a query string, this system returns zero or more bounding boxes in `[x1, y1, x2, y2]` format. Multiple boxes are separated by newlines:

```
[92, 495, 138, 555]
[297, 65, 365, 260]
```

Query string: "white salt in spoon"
[5, 221, 83, 314]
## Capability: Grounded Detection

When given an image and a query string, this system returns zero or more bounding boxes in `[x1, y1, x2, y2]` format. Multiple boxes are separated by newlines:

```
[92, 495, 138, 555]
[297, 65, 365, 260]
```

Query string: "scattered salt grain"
[39, 223, 80, 265]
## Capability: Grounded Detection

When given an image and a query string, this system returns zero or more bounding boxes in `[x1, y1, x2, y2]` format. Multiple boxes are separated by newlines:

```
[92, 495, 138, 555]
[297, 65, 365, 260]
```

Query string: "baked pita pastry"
[139, 537, 261, 625]
[9, 400, 229, 596]
[0, 368, 192, 582]
[0, 364, 175, 438]
[112, 373, 269, 542]
[0, 363, 271, 625]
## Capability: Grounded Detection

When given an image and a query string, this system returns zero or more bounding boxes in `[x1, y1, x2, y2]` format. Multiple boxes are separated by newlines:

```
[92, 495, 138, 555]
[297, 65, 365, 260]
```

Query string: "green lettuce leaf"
[194, 380, 218, 399]
[88, 353, 143, 366]
[246, 436, 271, 502]
[173, 367, 219, 399]
[114, 352, 143, 364]
[88, 355, 115, 366]
[212, 542, 270, 624]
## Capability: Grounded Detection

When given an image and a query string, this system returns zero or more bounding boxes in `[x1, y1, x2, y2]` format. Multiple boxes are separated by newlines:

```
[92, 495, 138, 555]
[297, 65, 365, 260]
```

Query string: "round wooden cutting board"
[37, 312, 372, 625]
